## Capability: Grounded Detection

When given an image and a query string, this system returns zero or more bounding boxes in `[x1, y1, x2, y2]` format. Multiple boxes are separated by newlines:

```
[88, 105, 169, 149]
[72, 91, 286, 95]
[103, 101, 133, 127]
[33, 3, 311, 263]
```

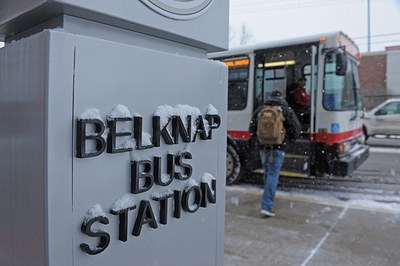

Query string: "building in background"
[360, 46, 400, 109]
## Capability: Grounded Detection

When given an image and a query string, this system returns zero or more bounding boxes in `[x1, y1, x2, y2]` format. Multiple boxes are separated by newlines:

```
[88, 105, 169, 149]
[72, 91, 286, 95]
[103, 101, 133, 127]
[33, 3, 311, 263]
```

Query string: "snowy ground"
[225, 185, 400, 266]
[228, 184, 400, 214]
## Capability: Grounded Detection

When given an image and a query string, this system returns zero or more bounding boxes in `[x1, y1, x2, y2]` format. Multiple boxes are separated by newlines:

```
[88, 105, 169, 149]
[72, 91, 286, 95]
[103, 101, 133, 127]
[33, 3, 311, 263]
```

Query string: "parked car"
[363, 98, 400, 139]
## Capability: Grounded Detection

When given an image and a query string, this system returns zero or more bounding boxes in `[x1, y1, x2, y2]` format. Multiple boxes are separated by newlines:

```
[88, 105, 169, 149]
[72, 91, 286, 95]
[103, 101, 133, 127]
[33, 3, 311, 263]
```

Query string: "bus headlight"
[338, 142, 351, 154]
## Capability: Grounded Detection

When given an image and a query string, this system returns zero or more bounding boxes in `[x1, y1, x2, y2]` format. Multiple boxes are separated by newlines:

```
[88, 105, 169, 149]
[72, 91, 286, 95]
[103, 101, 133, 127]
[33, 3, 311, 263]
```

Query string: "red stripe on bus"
[228, 130, 251, 140]
[228, 128, 363, 144]
[313, 128, 363, 144]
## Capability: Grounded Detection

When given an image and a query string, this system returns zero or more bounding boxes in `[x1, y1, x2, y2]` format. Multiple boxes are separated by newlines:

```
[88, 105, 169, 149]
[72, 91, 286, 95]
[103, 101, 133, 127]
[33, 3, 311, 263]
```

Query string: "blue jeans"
[259, 148, 285, 212]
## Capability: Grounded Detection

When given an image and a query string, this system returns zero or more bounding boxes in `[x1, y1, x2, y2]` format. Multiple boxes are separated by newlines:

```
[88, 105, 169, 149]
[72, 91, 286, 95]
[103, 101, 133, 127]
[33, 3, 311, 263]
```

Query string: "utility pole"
[368, 0, 371, 52]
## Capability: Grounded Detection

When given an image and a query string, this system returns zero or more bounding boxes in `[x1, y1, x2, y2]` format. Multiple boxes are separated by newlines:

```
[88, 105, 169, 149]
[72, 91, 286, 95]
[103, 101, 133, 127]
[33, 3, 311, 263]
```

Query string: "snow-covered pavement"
[224, 186, 400, 266]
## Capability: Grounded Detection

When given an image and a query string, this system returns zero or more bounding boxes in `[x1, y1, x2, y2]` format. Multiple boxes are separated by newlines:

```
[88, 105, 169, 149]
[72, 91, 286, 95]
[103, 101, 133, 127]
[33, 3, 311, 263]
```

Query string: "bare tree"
[239, 23, 254, 45]
[229, 23, 255, 47]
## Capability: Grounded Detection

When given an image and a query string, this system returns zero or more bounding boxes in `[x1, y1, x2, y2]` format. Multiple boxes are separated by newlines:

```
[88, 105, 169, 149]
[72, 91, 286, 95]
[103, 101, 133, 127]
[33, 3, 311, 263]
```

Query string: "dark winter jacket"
[249, 96, 301, 150]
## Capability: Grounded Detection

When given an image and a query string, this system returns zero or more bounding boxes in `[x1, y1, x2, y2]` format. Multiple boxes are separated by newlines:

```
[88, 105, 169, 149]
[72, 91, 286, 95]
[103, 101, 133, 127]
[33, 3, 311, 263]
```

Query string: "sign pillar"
[0, 1, 228, 265]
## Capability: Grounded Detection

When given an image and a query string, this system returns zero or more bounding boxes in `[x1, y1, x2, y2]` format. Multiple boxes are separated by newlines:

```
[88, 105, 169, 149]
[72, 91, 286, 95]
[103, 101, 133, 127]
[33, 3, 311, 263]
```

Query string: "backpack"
[256, 105, 285, 145]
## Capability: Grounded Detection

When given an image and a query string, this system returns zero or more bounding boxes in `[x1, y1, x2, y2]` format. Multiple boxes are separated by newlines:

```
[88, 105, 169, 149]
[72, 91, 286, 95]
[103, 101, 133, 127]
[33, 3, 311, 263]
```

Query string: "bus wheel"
[226, 144, 243, 185]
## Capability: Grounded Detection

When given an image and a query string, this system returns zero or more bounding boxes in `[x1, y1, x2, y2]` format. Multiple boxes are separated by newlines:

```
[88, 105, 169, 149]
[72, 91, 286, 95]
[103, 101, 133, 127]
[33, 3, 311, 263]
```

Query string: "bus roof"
[208, 31, 360, 59]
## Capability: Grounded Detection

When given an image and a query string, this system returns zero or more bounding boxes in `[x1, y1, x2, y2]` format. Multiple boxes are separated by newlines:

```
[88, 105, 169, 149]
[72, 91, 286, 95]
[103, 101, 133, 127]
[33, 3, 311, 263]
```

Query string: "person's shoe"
[261, 209, 275, 217]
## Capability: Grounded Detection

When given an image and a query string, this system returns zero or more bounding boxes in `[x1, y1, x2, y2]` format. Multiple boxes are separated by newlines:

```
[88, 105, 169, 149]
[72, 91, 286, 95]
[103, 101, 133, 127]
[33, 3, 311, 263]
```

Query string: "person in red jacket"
[293, 77, 310, 108]
[292, 77, 311, 122]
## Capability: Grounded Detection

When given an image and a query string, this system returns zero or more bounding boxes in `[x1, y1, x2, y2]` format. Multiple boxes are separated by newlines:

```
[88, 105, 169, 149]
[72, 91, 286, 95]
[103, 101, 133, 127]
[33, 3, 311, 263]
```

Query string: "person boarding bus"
[249, 90, 301, 217]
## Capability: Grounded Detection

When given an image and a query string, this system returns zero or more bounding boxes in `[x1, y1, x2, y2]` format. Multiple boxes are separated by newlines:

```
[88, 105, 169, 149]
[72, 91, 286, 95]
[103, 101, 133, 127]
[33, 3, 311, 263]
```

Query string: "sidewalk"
[224, 186, 400, 266]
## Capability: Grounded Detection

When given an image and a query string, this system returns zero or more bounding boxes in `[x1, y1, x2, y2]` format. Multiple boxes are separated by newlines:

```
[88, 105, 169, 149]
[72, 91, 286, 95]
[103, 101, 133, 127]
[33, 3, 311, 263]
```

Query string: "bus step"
[252, 169, 313, 178]
[285, 154, 309, 159]
[279, 171, 313, 178]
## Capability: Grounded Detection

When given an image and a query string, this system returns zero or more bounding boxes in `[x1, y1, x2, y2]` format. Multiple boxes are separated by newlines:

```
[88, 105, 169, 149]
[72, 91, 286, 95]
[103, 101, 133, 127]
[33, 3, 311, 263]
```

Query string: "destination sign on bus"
[223, 58, 249, 67]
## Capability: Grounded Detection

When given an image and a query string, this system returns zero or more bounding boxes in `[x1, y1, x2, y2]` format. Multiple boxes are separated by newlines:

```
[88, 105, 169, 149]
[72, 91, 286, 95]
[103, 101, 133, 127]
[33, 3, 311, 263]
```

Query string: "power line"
[354, 32, 400, 47]
[231, 0, 362, 8]
[353, 32, 400, 39]
[231, 0, 391, 8]
[231, 0, 365, 13]
[231, 0, 394, 18]
[358, 38, 400, 45]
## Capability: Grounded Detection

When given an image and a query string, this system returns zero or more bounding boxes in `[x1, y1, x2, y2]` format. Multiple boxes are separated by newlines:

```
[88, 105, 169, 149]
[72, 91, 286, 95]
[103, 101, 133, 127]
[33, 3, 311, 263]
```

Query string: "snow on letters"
[151, 188, 174, 200]
[83, 203, 107, 224]
[201, 172, 216, 188]
[185, 178, 199, 192]
[110, 193, 136, 213]
[206, 104, 218, 115]
[154, 104, 205, 139]
[107, 104, 132, 119]
[78, 108, 102, 120]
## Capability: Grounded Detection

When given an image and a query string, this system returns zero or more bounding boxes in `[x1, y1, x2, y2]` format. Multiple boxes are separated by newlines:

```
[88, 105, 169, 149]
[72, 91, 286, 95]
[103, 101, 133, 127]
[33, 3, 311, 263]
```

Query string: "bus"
[209, 31, 369, 185]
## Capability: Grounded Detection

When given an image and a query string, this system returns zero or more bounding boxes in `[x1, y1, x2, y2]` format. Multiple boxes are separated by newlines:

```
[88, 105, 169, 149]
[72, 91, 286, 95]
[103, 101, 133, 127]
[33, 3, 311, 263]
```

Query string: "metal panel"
[68, 30, 227, 265]
[46, 30, 76, 266]
[0, 30, 48, 266]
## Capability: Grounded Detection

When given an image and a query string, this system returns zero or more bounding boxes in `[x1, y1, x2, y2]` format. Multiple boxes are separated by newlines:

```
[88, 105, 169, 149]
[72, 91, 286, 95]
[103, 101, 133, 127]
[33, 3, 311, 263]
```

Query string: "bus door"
[280, 45, 318, 178]
[255, 44, 317, 177]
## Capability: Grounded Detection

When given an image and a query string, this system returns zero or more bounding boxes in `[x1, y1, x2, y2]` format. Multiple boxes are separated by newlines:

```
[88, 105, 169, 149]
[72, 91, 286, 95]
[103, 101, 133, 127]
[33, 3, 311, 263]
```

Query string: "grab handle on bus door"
[350, 109, 357, 121]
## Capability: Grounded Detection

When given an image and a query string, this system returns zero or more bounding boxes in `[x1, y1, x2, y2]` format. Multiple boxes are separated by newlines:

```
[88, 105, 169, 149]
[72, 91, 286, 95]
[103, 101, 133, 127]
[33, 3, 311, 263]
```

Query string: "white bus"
[209, 32, 369, 184]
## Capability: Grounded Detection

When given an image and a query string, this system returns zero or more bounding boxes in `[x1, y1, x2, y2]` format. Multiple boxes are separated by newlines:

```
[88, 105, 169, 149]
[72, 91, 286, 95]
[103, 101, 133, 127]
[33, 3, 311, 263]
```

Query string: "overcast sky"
[229, 0, 400, 52]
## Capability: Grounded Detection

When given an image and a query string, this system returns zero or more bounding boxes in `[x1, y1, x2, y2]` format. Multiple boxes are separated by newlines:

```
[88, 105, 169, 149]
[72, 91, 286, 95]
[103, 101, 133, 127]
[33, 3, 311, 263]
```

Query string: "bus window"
[254, 65, 286, 111]
[255, 67, 264, 109]
[323, 52, 358, 111]
[228, 66, 249, 110]
[303, 64, 318, 95]
[264, 67, 285, 99]
[254, 46, 313, 111]
[352, 64, 364, 110]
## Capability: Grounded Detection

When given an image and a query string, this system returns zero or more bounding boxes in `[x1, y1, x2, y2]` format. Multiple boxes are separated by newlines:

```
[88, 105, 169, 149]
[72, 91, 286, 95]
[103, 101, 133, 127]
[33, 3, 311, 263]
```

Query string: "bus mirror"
[336, 52, 347, 76]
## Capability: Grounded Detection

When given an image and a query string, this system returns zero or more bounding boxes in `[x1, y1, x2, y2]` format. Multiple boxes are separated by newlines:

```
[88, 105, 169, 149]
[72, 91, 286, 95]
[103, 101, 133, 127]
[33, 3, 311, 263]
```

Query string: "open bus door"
[280, 45, 318, 178]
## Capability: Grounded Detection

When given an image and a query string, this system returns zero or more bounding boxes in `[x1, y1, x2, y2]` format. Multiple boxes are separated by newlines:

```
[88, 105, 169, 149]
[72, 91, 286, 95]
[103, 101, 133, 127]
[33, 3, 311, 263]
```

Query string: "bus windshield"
[323, 52, 362, 111]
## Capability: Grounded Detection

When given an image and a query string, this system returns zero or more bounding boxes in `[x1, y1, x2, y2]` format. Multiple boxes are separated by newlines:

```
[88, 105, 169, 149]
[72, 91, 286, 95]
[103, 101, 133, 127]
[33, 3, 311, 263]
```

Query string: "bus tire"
[226, 143, 243, 185]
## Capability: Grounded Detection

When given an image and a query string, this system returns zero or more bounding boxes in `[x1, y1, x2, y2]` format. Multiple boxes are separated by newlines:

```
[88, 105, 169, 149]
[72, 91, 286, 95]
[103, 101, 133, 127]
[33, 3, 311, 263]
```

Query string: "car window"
[375, 102, 400, 115]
